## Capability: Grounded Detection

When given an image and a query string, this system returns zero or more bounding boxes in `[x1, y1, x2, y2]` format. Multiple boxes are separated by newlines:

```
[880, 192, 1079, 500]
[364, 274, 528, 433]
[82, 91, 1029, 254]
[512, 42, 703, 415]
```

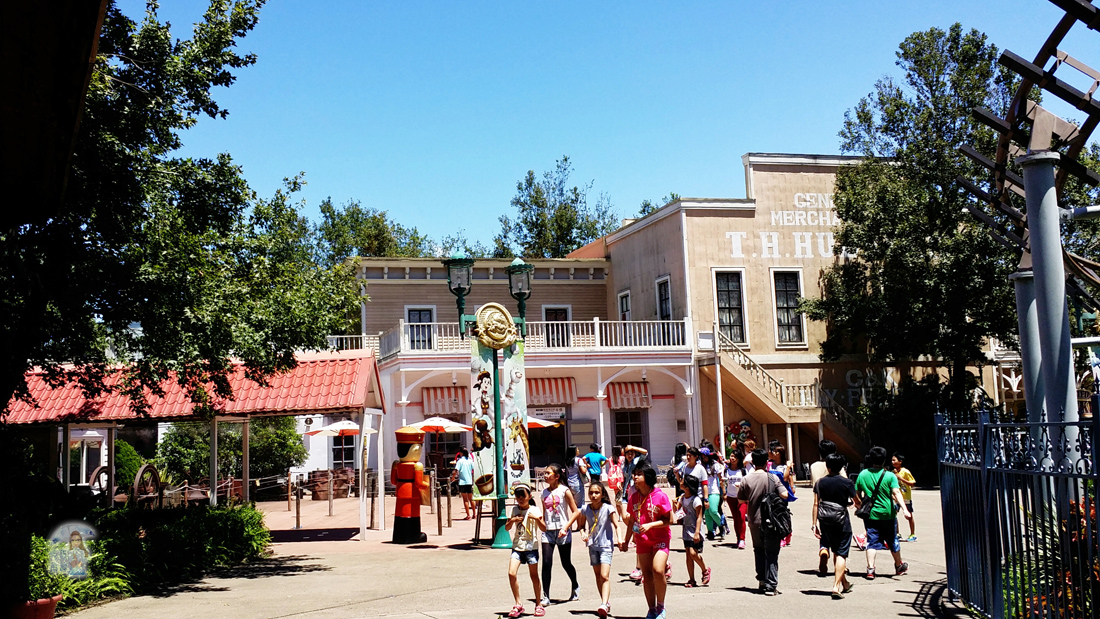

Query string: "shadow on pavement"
[211, 555, 332, 580]
[147, 582, 231, 598]
[270, 527, 361, 543]
[895, 577, 971, 618]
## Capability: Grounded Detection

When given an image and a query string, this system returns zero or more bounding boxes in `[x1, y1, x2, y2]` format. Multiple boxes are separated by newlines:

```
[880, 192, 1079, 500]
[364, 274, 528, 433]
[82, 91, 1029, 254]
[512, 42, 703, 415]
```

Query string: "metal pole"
[435, 465, 443, 536]
[327, 473, 334, 516]
[446, 474, 452, 528]
[1019, 152, 1078, 453]
[715, 322, 725, 458]
[242, 419, 250, 504]
[1010, 264, 1044, 423]
[209, 418, 218, 507]
[294, 476, 302, 530]
[491, 349, 511, 548]
[287, 469, 292, 511]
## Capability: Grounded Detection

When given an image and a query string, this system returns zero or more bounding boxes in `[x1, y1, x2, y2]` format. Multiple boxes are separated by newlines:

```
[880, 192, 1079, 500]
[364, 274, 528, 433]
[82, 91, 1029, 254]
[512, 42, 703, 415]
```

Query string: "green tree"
[493, 156, 620, 258]
[114, 439, 143, 489]
[638, 192, 680, 217]
[801, 24, 1021, 405]
[1, 0, 359, 418]
[155, 417, 306, 482]
[314, 197, 434, 266]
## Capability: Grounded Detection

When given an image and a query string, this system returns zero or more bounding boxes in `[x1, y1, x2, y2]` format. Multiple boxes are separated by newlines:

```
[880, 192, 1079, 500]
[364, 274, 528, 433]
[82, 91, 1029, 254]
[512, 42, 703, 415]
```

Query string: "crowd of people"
[501, 439, 919, 618]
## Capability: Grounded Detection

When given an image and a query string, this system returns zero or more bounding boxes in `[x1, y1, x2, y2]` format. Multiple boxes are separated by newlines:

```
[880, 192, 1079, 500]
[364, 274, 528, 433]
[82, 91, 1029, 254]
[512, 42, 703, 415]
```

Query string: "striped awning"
[526, 377, 577, 406]
[607, 382, 650, 410]
[422, 386, 467, 415]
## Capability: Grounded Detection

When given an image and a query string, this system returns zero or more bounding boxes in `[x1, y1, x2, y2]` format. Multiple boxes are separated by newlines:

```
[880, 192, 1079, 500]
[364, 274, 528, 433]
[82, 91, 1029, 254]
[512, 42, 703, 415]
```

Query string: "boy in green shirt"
[854, 447, 912, 580]
[892, 452, 917, 542]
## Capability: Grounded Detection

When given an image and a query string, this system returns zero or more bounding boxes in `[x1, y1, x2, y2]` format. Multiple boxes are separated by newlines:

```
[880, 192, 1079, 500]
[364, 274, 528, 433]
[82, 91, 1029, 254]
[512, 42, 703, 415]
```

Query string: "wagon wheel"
[134, 463, 163, 508]
[88, 465, 110, 494]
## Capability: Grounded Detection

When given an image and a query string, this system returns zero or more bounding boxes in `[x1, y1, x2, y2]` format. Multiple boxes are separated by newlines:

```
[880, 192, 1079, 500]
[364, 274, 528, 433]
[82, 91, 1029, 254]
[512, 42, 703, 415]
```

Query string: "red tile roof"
[4, 349, 385, 424]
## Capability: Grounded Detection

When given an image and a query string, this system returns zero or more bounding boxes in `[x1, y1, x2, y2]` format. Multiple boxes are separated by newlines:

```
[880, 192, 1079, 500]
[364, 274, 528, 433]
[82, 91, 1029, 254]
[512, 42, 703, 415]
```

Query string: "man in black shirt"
[812, 453, 861, 599]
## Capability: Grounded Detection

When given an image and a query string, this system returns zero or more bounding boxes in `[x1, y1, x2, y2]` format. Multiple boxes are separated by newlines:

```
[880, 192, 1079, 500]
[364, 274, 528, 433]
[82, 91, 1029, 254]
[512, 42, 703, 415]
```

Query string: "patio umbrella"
[406, 416, 473, 433]
[527, 418, 562, 429]
[305, 419, 376, 437]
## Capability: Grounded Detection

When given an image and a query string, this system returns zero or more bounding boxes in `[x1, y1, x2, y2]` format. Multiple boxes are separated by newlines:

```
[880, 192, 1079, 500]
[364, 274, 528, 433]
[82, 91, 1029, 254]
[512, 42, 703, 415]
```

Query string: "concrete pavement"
[68, 488, 968, 618]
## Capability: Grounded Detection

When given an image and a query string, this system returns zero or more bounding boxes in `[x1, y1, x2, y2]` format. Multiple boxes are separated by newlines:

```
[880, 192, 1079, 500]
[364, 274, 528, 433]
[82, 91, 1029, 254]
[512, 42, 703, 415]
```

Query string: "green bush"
[92, 503, 270, 591]
[26, 536, 67, 601]
[114, 439, 143, 490]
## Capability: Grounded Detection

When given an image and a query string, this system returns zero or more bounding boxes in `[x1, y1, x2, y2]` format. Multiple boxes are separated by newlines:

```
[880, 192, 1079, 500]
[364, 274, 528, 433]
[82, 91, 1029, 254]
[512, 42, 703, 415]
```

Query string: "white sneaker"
[540, 596, 550, 607]
[569, 587, 580, 601]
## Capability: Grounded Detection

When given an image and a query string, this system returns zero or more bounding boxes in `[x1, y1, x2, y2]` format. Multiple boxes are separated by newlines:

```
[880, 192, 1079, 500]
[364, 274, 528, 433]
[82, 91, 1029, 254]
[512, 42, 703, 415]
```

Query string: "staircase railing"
[818, 384, 870, 442]
[716, 332, 786, 404]
[715, 332, 868, 443]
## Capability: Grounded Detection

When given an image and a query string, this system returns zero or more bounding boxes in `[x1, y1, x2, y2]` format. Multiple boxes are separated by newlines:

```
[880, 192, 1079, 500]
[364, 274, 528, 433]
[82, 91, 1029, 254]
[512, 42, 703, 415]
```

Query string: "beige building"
[340, 152, 1009, 475]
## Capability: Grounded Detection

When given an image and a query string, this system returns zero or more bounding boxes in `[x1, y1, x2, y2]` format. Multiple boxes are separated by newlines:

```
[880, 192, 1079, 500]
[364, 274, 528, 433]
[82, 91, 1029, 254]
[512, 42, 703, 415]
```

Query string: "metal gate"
[937, 409, 1098, 618]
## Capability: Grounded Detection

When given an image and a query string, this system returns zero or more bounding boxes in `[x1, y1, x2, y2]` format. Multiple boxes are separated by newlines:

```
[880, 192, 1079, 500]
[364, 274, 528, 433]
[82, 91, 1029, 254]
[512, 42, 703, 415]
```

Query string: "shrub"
[92, 503, 270, 591]
[26, 536, 67, 601]
[114, 439, 142, 489]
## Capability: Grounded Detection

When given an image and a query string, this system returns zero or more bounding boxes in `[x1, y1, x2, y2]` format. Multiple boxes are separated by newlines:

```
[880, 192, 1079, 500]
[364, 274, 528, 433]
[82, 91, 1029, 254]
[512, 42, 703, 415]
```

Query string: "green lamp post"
[443, 252, 476, 334]
[506, 258, 533, 336]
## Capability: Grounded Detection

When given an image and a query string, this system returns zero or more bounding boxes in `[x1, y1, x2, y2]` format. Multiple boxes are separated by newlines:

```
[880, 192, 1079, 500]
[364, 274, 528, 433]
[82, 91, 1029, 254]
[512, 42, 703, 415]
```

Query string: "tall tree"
[638, 192, 680, 217]
[314, 197, 434, 266]
[494, 156, 620, 258]
[801, 24, 1021, 403]
[1, 0, 359, 418]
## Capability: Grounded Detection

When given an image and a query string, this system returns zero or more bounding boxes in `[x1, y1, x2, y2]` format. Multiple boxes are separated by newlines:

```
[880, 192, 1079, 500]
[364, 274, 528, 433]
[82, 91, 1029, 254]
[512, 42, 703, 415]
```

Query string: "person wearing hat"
[391, 426, 430, 544]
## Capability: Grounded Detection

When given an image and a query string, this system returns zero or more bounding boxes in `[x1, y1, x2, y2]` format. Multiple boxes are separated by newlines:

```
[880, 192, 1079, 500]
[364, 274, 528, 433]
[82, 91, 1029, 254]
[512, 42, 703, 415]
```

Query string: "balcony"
[328, 318, 692, 360]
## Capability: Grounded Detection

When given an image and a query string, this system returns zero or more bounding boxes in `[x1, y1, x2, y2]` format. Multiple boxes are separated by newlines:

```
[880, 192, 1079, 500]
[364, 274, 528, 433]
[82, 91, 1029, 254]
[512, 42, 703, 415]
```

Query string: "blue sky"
[116, 1, 1099, 247]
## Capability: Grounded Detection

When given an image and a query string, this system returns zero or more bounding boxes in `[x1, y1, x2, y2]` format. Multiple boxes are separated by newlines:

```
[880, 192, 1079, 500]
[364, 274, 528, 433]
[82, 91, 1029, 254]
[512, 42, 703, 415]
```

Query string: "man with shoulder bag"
[737, 449, 789, 595]
[812, 453, 860, 598]
[853, 446, 912, 580]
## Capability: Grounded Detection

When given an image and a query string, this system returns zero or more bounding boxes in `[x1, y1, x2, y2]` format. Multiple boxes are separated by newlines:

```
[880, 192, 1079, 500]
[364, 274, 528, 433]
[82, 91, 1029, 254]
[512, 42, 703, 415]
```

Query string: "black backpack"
[761, 481, 792, 538]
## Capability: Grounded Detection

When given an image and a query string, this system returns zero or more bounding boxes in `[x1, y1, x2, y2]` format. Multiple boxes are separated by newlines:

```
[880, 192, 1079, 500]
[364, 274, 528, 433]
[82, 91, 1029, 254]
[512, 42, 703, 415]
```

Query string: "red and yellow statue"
[391, 426, 430, 544]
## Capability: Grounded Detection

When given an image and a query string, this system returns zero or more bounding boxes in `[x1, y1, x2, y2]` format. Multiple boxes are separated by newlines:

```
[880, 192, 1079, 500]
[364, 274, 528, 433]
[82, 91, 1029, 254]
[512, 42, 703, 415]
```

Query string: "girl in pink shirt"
[620, 464, 672, 619]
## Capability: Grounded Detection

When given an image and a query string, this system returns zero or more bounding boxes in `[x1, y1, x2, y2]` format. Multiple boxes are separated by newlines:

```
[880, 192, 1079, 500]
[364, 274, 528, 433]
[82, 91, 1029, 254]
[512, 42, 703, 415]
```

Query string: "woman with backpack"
[812, 453, 860, 599]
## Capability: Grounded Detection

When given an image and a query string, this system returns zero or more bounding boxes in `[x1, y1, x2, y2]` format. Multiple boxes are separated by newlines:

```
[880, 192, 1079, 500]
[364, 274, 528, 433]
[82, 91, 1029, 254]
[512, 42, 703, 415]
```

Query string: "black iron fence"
[937, 408, 1098, 618]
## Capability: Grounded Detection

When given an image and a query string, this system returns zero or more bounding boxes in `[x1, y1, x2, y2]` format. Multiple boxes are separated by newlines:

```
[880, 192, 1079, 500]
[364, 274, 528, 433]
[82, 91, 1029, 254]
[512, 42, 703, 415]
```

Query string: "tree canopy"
[493, 156, 620, 258]
[802, 24, 1021, 399]
[1, 0, 360, 418]
[638, 192, 680, 217]
[155, 417, 307, 482]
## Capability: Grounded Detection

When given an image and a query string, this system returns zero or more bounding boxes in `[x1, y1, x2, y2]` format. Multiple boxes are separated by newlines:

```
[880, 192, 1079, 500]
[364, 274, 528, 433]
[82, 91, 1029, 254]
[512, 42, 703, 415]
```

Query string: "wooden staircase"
[712, 333, 870, 459]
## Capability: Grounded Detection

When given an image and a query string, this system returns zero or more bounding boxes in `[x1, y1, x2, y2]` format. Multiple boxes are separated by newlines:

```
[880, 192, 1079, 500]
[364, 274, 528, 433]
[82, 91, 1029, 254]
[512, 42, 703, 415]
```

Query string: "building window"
[773, 271, 805, 344]
[656, 277, 672, 321]
[429, 432, 463, 457]
[544, 306, 570, 347]
[407, 307, 433, 349]
[716, 272, 746, 344]
[618, 291, 631, 321]
[613, 410, 647, 451]
[332, 434, 355, 469]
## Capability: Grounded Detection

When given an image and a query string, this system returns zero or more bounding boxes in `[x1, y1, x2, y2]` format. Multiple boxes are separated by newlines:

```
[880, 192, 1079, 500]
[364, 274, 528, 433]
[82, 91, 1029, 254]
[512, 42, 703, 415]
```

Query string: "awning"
[526, 377, 577, 406]
[422, 386, 467, 415]
[607, 382, 650, 410]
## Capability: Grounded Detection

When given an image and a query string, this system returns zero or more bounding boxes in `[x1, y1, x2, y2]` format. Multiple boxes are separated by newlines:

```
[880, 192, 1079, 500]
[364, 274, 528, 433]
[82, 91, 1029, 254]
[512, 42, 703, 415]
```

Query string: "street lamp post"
[506, 258, 533, 336]
[443, 253, 476, 334]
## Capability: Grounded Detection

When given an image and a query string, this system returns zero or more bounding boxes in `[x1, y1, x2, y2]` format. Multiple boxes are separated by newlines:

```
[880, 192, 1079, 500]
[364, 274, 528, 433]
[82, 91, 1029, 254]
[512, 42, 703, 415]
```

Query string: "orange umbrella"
[407, 416, 474, 433]
[528, 418, 562, 429]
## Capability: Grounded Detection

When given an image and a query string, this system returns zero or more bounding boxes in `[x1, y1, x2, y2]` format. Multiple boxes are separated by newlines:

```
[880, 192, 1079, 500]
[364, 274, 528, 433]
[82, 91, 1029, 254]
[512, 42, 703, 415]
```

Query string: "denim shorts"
[511, 549, 539, 565]
[542, 529, 571, 545]
[865, 519, 900, 552]
[588, 546, 613, 565]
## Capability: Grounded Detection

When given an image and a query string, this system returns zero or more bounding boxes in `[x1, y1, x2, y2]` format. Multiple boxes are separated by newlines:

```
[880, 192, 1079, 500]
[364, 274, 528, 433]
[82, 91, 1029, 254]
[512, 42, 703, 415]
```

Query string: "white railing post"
[398, 319, 407, 353]
[593, 317, 600, 348]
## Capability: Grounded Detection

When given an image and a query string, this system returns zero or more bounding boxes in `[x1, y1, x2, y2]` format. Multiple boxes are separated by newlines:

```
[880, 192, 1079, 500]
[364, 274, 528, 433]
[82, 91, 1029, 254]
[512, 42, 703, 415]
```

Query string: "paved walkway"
[69, 489, 968, 618]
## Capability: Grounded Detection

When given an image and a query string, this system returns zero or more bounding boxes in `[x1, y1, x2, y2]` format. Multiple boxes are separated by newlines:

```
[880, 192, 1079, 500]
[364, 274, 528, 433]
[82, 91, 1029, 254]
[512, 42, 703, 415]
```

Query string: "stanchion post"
[446, 474, 452, 528]
[287, 470, 292, 512]
[435, 465, 443, 535]
[327, 473, 334, 517]
[294, 477, 302, 530]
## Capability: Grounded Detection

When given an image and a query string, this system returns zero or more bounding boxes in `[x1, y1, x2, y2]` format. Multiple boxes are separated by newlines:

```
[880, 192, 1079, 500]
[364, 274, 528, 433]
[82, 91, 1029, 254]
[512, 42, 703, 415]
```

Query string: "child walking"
[562, 482, 623, 618]
[892, 452, 917, 542]
[506, 483, 547, 618]
[621, 463, 672, 619]
[539, 463, 581, 605]
[675, 474, 711, 587]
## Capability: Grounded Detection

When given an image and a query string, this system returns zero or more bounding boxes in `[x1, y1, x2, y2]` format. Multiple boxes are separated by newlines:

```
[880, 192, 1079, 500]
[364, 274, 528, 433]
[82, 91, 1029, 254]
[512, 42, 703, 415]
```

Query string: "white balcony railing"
[330, 318, 692, 359]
